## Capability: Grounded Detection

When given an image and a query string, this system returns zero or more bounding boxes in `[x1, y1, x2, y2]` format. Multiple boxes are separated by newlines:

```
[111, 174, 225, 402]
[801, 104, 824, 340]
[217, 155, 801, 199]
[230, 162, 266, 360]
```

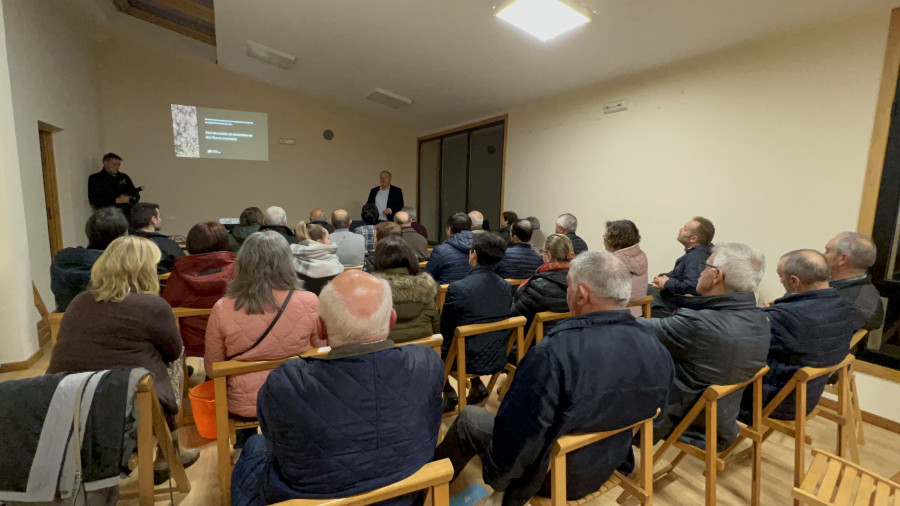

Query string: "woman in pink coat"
[205, 230, 325, 419]
[604, 220, 649, 317]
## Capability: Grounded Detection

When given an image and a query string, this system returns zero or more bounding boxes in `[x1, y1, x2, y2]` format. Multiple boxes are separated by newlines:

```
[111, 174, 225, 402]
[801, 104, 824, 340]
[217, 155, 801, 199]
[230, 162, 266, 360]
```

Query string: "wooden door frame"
[38, 125, 63, 258]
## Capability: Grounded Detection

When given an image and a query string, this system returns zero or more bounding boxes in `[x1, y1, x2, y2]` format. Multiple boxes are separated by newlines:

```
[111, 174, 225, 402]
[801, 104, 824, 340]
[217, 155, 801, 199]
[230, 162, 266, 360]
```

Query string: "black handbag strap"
[226, 289, 295, 361]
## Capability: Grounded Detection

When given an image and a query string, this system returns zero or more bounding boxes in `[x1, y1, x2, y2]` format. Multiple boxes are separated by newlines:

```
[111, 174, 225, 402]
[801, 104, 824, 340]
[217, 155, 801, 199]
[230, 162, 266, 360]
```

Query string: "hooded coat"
[50, 247, 103, 311]
[613, 243, 649, 317]
[424, 231, 474, 284]
[374, 268, 440, 343]
[228, 224, 260, 252]
[291, 240, 344, 295]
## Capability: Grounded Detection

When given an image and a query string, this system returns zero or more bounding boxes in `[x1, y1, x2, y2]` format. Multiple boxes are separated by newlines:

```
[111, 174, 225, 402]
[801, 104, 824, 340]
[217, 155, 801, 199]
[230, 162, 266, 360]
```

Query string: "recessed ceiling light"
[495, 0, 590, 42]
[366, 88, 414, 109]
[246, 40, 296, 70]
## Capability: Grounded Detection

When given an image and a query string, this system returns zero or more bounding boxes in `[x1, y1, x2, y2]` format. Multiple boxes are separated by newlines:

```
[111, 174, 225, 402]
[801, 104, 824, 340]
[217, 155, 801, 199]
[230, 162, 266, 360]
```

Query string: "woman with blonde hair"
[512, 233, 575, 328]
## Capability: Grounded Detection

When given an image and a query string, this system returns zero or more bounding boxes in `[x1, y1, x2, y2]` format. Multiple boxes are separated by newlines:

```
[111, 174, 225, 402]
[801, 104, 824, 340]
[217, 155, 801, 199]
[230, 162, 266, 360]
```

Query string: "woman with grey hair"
[205, 230, 325, 425]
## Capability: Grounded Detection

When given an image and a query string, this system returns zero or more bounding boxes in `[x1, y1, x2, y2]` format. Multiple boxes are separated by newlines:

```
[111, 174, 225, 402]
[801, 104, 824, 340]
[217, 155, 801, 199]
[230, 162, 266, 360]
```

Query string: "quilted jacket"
[256, 341, 443, 504]
[512, 265, 569, 330]
[49, 247, 103, 311]
[373, 268, 440, 343]
[496, 243, 542, 280]
[204, 289, 325, 417]
[640, 292, 771, 448]
[739, 289, 856, 421]
[831, 275, 885, 331]
[612, 243, 649, 317]
[425, 231, 474, 284]
[161, 251, 236, 357]
[440, 266, 513, 375]
[661, 244, 712, 296]
[483, 311, 674, 506]
[566, 232, 588, 255]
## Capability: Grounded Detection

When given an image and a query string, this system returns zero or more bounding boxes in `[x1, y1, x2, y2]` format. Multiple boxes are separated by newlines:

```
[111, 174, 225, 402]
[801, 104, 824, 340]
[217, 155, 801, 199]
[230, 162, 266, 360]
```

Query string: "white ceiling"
[212, 0, 897, 133]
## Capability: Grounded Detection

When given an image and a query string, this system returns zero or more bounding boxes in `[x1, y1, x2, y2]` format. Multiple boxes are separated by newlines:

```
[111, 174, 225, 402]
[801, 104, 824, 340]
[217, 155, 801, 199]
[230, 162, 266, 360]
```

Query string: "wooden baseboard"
[856, 360, 900, 383]
[818, 397, 900, 435]
[0, 347, 44, 373]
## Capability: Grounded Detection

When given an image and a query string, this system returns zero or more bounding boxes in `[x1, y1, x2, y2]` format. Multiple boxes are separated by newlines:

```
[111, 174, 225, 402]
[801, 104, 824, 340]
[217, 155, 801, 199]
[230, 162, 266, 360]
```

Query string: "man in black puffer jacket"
[426, 213, 474, 284]
[824, 231, 884, 332]
[496, 219, 542, 280]
[441, 232, 512, 410]
[640, 242, 771, 449]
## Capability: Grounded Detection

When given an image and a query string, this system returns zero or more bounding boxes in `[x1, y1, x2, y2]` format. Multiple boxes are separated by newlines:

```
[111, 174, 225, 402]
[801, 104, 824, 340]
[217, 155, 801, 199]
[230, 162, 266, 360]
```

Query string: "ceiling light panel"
[495, 0, 590, 42]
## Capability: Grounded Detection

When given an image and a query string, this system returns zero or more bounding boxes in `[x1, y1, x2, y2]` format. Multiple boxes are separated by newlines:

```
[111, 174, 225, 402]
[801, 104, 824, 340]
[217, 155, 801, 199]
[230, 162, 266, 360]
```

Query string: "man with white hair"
[469, 210, 485, 233]
[435, 252, 674, 506]
[231, 270, 444, 506]
[640, 242, 771, 448]
[824, 231, 884, 331]
[555, 213, 588, 254]
[259, 205, 299, 245]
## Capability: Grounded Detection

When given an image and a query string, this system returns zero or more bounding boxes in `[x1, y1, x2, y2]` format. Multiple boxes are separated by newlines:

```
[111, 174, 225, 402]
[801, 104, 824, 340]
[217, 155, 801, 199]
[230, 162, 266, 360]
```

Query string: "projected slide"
[171, 104, 269, 161]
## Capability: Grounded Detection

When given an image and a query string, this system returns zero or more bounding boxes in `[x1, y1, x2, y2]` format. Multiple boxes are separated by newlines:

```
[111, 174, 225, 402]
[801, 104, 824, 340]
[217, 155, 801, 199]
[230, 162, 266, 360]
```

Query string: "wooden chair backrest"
[626, 294, 653, 319]
[158, 272, 171, 281]
[48, 312, 65, 347]
[272, 459, 453, 506]
[761, 355, 854, 421]
[135, 375, 190, 503]
[530, 311, 571, 347]
[419, 261, 428, 269]
[545, 409, 661, 506]
[436, 284, 450, 311]
[849, 329, 867, 349]
[504, 278, 528, 287]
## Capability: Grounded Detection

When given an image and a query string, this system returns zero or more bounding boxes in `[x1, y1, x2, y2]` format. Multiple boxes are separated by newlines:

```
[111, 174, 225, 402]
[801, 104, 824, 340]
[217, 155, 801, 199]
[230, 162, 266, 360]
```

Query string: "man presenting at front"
[88, 153, 139, 213]
[367, 170, 404, 222]
[435, 251, 674, 506]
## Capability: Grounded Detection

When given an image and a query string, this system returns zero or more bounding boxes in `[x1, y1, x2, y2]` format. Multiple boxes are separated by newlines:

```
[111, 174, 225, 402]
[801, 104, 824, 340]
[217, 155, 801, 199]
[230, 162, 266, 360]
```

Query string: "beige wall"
[96, 35, 417, 238]
[502, 11, 890, 303]
[0, 0, 40, 363]
[4, 0, 104, 316]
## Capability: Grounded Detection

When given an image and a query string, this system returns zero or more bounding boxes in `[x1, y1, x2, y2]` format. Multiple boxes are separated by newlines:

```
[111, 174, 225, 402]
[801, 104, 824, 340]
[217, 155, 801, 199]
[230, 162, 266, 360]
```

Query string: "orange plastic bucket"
[189, 380, 218, 439]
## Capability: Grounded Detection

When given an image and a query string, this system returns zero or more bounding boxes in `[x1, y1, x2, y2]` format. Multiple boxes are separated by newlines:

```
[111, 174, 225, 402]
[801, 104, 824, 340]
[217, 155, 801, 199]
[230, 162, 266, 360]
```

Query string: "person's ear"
[566, 252, 575, 261]
[576, 284, 590, 305]
[317, 317, 328, 342]
[789, 274, 802, 291]
[389, 308, 397, 330]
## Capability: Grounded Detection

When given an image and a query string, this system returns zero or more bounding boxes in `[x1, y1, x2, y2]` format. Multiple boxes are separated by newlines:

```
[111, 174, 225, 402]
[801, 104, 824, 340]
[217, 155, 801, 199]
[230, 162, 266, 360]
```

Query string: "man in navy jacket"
[649, 216, 715, 316]
[739, 249, 856, 421]
[496, 219, 542, 279]
[435, 251, 673, 506]
[231, 271, 444, 506]
[425, 213, 474, 284]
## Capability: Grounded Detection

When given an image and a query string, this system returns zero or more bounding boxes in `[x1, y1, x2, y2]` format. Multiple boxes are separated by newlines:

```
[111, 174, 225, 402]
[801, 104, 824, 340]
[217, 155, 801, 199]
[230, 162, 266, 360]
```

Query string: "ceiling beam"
[154, 0, 215, 25]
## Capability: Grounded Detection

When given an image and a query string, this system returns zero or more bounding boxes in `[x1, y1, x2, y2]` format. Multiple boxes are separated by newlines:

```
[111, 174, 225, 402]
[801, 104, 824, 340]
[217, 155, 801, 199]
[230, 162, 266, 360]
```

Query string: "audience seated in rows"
[259, 206, 299, 245]
[641, 242, 770, 448]
[228, 207, 263, 252]
[329, 209, 365, 267]
[739, 249, 856, 422]
[372, 237, 440, 343]
[291, 223, 343, 295]
[512, 234, 574, 330]
[205, 230, 324, 422]
[231, 270, 443, 506]
[131, 202, 184, 273]
[825, 231, 886, 331]
[649, 216, 715, 316]
[435, 251, 674, 506]
[496, 219, 542, 279]
[308, 208, 335, 233]
[555, 213, 588, 255]
[441, 232, 512, 411]
[394, 210, 429, 261]
[364, 222, 403, 272]
[525, 216, 546, 253]
[498, 211, 517, 245]
[402, 205, 428, 240]
[161, 222, 236, 357]
[355, 203, 379, 253]
[469, 210, 485, 232]
[50, 207, 127, 311]
[604, 219, 649, 317]
[426, 212, 474, 284]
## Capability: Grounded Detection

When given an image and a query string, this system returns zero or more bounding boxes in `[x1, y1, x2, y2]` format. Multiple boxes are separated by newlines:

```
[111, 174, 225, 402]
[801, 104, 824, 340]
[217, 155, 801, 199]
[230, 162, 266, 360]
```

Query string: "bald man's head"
[468, 210, 484, 230]
[309, 208, 326, 222]
[317, 271, 396, 347]
[777, 249, 831, 294]
[393, 211, 411, 226]
[331, 209, 350, 229]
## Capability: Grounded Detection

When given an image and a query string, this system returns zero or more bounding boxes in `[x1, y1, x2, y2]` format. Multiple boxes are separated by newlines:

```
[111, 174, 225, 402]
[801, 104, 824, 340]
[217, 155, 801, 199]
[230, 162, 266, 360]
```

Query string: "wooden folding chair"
[271, 459, 453, 506]
[495, 311, 571, 402]
[135, 375, 191, 506]
[722, 355, 858, 506]
[793, 449, 900, 505]
[419, 260, 428, 269]
[626, 294, 653, 319]
[443, 316, 526, 415]
[48, 312, 64, 347]
[343, 265, 364, 271]
[436, 284, 449, 311]
[171, 307, 213, 329]
[632, 365, 770, 506]
[504, 278, 528, 288]
[820, 330, 867, 445]
[531, 409, 660, 506]
[210, 335, 443, 505]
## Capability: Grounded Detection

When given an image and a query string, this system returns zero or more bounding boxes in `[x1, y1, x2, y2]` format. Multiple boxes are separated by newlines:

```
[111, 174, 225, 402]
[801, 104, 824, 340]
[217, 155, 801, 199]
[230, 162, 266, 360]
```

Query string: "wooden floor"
[4, 350, 900, 505]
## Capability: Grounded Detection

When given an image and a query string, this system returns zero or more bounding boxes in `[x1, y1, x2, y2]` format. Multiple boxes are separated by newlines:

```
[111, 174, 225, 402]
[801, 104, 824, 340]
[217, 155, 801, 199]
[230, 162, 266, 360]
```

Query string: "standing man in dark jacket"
[426, 212, 474, 284]
[440, 233, 512, 410]
[824, 231, 885, 332]
[435, 251, 674, 506]
[366, 170, 404, 223]
[555, 213, 588, 255]
[231, 271, 443, 506]
[497, 219, 542, 279]
[130, 202, 184, 274]
[50, 207, 128, 311]
[739, 250, 857, 422]
[641, 242, 770, 448]
[649, 216, 715, 316]
[87, 153, 140, 214]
